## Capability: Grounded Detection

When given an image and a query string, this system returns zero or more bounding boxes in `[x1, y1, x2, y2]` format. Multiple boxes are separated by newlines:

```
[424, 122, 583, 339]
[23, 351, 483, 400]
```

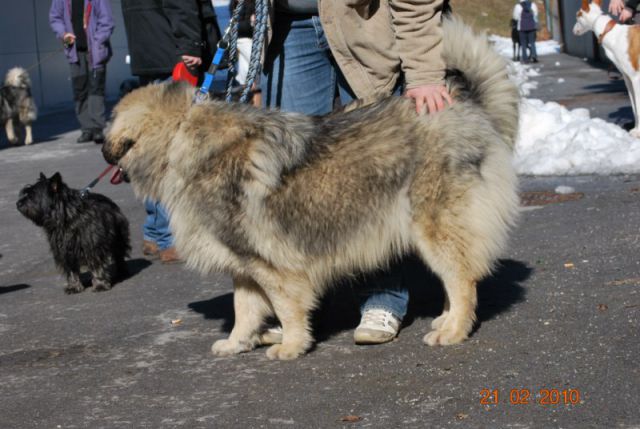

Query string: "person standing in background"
[49, 0, 114, 144]
[512, 0, 539, 64]
[120, 0, 220, 263]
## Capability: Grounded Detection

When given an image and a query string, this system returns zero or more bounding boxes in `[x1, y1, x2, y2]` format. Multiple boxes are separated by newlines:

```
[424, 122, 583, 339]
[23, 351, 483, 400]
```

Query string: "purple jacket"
[49, 0, 114, 69]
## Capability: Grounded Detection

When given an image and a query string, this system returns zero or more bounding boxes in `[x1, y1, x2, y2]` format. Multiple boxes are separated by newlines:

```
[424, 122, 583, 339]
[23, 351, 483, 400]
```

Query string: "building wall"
[0, 0, 130, 113]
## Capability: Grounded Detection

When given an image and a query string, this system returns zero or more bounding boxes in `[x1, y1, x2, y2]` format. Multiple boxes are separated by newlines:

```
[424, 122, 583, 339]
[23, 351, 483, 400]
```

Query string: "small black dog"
[510, 19, 521, 61]
[17, 172, 130, 293]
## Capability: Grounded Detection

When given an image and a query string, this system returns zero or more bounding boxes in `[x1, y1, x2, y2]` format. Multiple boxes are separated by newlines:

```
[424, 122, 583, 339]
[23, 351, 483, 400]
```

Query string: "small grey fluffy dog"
[1, 67, 37, 145]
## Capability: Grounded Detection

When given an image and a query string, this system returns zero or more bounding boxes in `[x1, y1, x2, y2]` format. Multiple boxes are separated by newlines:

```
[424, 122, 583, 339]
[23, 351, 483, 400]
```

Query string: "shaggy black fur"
[16, 172, 131, 294]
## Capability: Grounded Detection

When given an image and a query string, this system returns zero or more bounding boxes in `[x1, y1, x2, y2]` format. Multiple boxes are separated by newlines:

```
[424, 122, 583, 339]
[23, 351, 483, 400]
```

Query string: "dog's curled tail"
[442, 16, 520, 148]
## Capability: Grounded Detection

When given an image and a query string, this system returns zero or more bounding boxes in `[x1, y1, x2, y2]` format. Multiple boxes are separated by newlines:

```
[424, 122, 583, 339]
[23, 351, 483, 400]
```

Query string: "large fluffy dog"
[103, 17, 520, 360]
[1, 67, 37, 145]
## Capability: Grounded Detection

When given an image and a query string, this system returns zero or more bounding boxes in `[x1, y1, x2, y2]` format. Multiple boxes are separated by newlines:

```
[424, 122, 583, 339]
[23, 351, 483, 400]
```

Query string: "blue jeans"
[143, 200, 174, 250]
[519, 30, 537, 62]
[262, 14, 408, 321]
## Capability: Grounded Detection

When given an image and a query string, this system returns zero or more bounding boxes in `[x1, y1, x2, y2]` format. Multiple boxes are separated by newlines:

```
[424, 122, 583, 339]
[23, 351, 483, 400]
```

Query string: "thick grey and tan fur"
[103, 16, 521, 360]
[1, 67, 37, 145]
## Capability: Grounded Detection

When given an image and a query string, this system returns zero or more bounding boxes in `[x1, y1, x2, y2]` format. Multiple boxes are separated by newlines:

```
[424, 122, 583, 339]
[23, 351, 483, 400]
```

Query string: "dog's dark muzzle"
[102, 138, 133, 165]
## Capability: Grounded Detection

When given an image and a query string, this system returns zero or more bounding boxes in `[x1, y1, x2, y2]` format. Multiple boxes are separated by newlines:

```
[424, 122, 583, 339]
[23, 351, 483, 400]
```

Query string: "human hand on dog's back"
[405, 83, 453, 115]
[610, 0, 625, 15]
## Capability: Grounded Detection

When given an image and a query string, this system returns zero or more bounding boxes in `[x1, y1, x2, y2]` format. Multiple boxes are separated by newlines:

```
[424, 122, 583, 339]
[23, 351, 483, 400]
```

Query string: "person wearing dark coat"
[120, 0, 221, 264]
[120, 0, 220, 82]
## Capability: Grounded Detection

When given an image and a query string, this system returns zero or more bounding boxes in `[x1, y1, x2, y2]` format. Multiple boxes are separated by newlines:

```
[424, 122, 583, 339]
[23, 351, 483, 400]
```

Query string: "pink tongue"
[110, 168, 124, 185]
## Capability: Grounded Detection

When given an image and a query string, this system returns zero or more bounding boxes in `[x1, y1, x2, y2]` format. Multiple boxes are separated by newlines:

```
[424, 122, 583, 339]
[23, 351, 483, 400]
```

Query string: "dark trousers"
[519, 30, 538, 62]
[70, 51, 106, 132]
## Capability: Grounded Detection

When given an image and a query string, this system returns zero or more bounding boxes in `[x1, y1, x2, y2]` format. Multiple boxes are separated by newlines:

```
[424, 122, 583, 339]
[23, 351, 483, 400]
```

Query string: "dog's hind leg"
[626, 75, 640, 138]
[211, 276, 274, 356]
[412, 229, 478, 346]
[5, 119, 18, 144]
[91, 263, 113, 292]
[252, 270, 316, 360]
[25, 124, 33, 145]
[65, 272, 84, 294]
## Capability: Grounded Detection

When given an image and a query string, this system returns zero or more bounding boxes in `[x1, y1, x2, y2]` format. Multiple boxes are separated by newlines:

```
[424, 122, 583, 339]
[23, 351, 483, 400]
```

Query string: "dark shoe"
[160, 246, 182, 264]
[142, 240, 160, 258]
[76, 131, 93, 143]
[93, 130, 105, 144]
[531, 57, 539, 63]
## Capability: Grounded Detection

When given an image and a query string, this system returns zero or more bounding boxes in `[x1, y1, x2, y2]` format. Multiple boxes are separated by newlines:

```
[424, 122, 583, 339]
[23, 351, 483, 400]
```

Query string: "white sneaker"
[354, 308, 401, 345]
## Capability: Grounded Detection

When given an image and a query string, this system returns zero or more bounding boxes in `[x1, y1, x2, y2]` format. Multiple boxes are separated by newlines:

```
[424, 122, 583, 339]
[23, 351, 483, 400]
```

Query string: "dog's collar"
[597, 17, 616, 44]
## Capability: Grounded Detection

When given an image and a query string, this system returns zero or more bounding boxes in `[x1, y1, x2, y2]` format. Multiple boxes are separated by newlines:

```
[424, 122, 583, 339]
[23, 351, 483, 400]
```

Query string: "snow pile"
[507, 61, 540, 96]
[490, 37, 640, 175]
[489, 35, 562, 58]
[514, 99, 640, 175]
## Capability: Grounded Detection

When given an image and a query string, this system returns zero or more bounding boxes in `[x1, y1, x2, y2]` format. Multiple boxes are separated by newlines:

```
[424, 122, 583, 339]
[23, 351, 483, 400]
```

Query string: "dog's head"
[573, 0, 604, 36]
[103, 82, 192, 163]
[5, 67, 31, 89]
[16, 172, 68, 226]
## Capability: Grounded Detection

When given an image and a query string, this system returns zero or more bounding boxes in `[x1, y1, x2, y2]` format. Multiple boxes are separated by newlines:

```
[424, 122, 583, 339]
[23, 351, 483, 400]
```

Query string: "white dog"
[573, 0, 640, 137]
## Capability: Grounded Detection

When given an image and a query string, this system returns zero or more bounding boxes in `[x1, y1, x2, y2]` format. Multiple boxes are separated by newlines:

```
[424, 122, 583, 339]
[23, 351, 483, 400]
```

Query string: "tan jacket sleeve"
[389, 0, 446, 88]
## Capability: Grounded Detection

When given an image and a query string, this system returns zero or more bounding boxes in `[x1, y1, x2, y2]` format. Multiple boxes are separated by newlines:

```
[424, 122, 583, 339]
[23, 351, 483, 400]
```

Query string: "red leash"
[80, 164, 120, 197]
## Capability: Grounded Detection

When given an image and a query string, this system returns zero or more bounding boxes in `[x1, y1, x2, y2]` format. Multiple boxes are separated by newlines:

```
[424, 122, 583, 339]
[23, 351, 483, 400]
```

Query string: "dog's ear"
[50, 172, 62, 193]
[39, 172, 46, 181]
[581, 0, 589, 11]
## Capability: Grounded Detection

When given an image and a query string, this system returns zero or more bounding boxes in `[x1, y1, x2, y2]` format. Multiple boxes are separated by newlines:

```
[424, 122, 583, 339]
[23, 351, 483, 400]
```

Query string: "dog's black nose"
[102, 140, 117, 165]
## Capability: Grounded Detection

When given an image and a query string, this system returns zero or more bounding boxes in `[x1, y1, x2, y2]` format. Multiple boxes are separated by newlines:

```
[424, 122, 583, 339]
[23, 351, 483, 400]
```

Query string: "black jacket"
[121, 0, 204, 76]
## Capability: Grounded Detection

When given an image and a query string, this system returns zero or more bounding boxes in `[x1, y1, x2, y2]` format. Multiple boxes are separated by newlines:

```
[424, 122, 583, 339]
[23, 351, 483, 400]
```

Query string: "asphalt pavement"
[0, 53, 639, 428]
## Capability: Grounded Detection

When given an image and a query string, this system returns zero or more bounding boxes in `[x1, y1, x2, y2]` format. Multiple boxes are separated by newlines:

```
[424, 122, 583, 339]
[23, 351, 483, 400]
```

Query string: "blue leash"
[194, 0, 269, 105]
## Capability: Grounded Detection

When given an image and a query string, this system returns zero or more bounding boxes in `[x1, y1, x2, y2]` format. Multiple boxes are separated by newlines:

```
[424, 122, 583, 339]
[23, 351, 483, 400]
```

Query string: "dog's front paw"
[265, 343, 306, 360]
[211, 339, 253, 356]
[423, 328, 468, 346]
[631, 128, 640, 139]
[64, 285, 83, 294]
[91, 282, 112, 292]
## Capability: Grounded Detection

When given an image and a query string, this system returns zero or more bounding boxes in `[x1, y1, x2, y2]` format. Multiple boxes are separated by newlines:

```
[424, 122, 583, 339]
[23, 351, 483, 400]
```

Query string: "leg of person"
[262, 15, 336, 115]
[518, 31, 529, 63]
[353, 261, 408, 344]
[87, 66, 107, 143]
[337, 71, 410, 345]
[70, 51, 93, 142]
[154, 201, 181, 264]
[142, 199, 160, 258]
[528, 31, 538, 62]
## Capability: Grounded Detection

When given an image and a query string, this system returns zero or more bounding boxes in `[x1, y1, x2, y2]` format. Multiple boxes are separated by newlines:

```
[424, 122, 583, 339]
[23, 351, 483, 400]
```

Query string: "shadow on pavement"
[188, 257, 531, 343]
[122, 258, 153, 282]
[0, 284, 30, 295]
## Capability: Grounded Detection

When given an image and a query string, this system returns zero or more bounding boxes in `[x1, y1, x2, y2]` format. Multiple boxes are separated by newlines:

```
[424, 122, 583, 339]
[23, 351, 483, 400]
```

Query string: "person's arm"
[163, 0, 203, 62]
[512, 4, 521, 22]
[389, 0, 452, 114]
[49, 0, 67, 39]
[94, 0, 115, 44]
[532, 3, 539, 25]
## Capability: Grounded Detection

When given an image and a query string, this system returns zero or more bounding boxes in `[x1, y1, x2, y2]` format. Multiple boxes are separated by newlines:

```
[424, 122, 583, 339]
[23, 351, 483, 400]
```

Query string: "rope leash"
[195, 0, 269, 104]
